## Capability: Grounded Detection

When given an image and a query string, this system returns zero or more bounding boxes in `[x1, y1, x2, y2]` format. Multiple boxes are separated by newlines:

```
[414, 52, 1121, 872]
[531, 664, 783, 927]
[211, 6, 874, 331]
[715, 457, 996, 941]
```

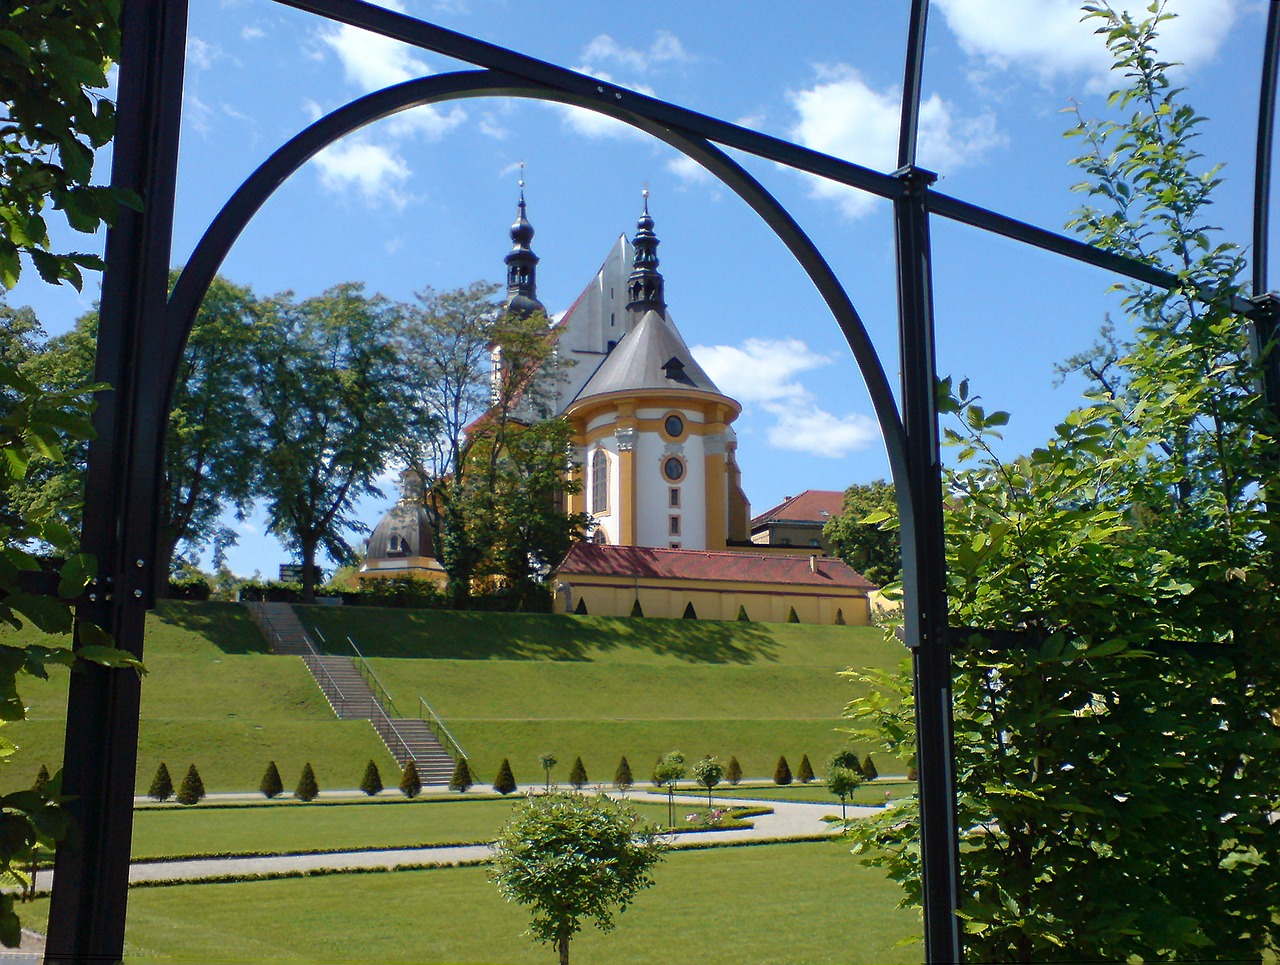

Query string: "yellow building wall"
[558, 577, 870, 626]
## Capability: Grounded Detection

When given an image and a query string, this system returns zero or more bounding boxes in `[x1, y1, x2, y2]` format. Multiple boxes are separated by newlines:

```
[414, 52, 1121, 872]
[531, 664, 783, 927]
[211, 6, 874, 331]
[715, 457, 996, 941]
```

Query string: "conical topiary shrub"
[33, 764, 51, 793]
[176, 764, 205, 805]
[614, 756, 634, 790]
[862, 754, 879, 781]
[574, 596, 588, 615]
[400, 759, 422, 799]
[630, 598, 644, 617]
[493, 758, 517, 795]
[787, 606, 800, 623]
[726, 755, 743, 786]
[773, 755, 793, 786]
[797, 754, 816, 784]
[569, 755, 588, 789]
[148, 762, 174, 802]
[736, 604, 750, 622]
[359, 759, 383, 796]
[681, 601, 697, 619]
[295, 762, 319, 802]
[260, 760, 284, 799]
[835, 608, 846, 625]
[449, 757, 474, 793]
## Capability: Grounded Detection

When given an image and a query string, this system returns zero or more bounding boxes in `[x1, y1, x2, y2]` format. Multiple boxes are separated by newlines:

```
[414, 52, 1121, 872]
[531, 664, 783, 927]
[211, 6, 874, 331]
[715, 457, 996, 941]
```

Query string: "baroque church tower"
[559, 193, 751, 550]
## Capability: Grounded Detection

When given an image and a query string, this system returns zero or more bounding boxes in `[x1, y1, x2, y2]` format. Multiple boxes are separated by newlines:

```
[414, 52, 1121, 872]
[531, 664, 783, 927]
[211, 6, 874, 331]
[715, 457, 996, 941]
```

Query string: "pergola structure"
[42, 2, 1280, 963]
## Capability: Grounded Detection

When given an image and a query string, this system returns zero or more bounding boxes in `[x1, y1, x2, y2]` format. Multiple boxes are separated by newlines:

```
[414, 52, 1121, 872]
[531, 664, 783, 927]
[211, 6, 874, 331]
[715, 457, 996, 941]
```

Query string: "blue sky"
[9, 0, 1272, 578]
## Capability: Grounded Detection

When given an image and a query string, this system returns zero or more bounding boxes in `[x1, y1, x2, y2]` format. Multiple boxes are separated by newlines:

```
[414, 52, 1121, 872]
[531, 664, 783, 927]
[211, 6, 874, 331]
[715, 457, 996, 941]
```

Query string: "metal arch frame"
[166, 71, 908, 480]
[44, 0, 1280, 962]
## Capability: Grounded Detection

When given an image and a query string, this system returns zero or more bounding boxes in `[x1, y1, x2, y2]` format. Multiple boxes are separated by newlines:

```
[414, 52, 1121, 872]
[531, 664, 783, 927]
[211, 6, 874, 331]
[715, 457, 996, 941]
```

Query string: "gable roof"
[751, 490, 846, 529]
[567, 309, 723, 405]
[557, 543, 874, 590]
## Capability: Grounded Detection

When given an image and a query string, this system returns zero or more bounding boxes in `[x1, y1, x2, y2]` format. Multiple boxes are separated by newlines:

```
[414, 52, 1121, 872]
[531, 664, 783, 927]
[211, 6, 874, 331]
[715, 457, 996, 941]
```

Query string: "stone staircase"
[244, 602, 458, 784]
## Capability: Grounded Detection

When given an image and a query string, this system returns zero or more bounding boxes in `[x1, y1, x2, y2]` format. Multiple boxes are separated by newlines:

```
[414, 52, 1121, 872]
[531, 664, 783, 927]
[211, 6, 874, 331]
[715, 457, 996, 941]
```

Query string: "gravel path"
[34, 786, 888, 890]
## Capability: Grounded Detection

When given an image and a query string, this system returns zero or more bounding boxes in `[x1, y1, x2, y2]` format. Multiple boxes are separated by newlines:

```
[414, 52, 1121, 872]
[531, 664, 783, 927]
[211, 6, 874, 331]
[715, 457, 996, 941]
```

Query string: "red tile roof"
[750, 489, 845, 528]
[557, 544, 874, 590]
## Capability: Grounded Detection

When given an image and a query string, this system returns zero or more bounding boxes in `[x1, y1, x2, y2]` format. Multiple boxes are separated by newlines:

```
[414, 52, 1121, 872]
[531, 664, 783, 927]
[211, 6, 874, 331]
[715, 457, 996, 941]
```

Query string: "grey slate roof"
[567, 309, 723, 406]
[365, 501, 437, 561]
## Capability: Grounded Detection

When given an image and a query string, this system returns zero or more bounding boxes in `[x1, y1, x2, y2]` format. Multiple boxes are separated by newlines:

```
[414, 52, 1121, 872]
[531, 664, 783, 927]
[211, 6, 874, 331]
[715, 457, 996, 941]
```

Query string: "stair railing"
[418, 695, 469, 766]
[368, 699, 418, 765]
[346, 636, 403, 719]
[247, 603, 350, 715]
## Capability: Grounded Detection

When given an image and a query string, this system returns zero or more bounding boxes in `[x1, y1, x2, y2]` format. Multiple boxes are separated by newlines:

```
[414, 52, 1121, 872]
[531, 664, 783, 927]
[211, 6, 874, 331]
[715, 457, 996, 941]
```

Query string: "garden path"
[33, 785, 888, 890]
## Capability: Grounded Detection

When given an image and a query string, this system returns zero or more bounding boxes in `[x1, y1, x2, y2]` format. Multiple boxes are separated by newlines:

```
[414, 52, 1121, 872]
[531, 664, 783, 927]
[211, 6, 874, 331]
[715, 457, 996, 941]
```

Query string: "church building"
[361, 188, 875, 624]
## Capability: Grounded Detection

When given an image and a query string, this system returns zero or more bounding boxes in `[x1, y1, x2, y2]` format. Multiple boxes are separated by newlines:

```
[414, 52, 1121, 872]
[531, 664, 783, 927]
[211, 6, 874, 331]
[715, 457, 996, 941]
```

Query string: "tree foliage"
[651, 751, 686, 828]
[691, 755, 724, 807]
[399, 759, 422, 799]
[449, 756, 474, 793]
[489, 793, 666, 965]
[294, 762, 318, 803]
[359, 759, 383, 796]
[613, 756, 633, 791]
[846, 7, 1280, 961]
[259, 761, 283, 799]
[823, 480, 901, 586]
[493, 757, 517, 796]
[396, 285, 586, 608]
[176, 764, 205, 806]
[772, 755, 792, 786]
[568, 755, 588, 790]
[0, 0, 125, 290]
[147, 762, 173, 803]
[255, 284, 406, 603]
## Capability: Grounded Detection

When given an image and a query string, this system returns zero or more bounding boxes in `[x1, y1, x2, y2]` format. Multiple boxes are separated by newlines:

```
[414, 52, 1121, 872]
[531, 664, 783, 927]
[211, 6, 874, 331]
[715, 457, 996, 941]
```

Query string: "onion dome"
[626, 190, 665, 321]
[504, 173, 545, 318]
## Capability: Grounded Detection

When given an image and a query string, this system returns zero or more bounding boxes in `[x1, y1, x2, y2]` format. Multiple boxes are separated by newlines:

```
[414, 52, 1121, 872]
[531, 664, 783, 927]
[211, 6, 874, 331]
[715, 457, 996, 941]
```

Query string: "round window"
[664, 414, 684, 438]
[663, 457, 685, 482]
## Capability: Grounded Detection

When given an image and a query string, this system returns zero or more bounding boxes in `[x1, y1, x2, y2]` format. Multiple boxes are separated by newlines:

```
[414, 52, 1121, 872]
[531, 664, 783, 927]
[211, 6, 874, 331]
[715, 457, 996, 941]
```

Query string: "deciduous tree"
[489, 793, 665, 965]
[822, 480, 900, 586]
[846, 8, 1280, 960]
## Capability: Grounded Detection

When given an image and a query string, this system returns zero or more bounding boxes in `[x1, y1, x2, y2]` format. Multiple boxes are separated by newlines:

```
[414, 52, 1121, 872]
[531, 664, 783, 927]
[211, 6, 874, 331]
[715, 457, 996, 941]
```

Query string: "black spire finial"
[626, 188, 665, 321]
[504, 163, 544, 317]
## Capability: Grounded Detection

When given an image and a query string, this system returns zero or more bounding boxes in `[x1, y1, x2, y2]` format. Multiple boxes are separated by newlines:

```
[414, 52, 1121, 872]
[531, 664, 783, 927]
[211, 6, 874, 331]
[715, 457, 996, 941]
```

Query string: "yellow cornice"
[565, 388, 741, 429]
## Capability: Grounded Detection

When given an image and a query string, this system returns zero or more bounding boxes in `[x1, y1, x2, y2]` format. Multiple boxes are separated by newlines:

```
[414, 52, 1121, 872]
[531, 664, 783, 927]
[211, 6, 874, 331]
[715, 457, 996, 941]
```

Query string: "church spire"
[504, 165, 544, 317]
[626, 189, 665, 322]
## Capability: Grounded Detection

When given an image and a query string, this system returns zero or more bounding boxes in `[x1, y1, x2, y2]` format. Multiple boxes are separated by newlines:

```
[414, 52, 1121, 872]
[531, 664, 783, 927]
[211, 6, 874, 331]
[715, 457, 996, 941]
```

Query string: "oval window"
[664, 414, 684, 438]
[663, 457, 685, 482]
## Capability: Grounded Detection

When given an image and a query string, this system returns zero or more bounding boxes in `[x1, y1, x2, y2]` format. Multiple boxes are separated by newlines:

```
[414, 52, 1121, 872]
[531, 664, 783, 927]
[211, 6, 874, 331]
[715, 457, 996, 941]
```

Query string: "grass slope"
[103, 841, 921, 964]
[299, 607, 908, 780]
[1, 602, 397, 793]
[128, 796, 702, 860]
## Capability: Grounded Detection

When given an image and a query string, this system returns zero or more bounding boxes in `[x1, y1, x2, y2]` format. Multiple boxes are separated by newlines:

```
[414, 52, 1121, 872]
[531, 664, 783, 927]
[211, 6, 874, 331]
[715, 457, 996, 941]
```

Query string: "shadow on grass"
[297, 607, 782, 665]
[152, 601, 274, 655]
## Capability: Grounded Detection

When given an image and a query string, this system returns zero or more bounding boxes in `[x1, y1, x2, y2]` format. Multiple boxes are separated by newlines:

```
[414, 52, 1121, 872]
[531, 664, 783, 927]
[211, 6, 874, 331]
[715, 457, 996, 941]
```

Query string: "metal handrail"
[369, 699, 417, 764]
[248, 603, 349, 711]
[418, 695, 468, 764]
[346, 635, 402, 718]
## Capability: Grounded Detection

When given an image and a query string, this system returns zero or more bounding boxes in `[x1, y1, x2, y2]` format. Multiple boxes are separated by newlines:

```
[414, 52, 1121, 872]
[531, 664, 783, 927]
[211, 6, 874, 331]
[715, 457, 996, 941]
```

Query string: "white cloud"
[691, 338, 877, 458]
[580, 31, 693, 74]
[787, 66, 1002, 218]
[241, 24, 265, 41]
[666, 154, 712, 186]
[312, 139, 411, 209]
[187, 36, 220, 71]
[321, 20, 430, 92]
[934, 0, 1238, 86]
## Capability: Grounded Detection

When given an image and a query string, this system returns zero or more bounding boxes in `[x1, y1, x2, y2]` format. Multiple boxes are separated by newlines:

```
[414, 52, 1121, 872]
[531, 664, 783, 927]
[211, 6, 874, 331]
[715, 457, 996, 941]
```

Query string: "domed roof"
[365, 501, 437, 562]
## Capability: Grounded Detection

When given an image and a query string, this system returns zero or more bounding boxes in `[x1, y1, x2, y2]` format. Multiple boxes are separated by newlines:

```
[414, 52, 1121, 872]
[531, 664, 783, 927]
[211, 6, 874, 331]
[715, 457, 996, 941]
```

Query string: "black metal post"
[44, 0, 188, 961]
[893, 163, 963, 964]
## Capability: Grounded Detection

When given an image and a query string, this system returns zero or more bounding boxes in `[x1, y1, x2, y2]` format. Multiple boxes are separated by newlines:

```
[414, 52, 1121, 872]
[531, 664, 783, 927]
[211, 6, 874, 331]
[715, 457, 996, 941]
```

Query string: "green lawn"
[2, 603, 908, 794]
[129, 796, 728, 860]
[102, 840, 921, 963]
[705, 780, 917, 807]
[298, 606, 910, 780]
[1, 602, 397, 793]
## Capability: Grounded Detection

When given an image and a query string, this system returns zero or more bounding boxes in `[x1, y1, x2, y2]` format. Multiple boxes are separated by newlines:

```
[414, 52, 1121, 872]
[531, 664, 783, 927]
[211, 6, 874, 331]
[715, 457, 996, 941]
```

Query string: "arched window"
[591, 448, 609, 514]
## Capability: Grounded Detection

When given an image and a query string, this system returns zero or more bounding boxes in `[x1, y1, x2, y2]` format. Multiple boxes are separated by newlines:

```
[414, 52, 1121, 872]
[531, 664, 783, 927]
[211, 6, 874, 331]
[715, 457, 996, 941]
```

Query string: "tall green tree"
[0, 0, 124, 290]
[396, 284, 584, 607]
[255, 283, 407, 603]
[822, 480, 900, 586]
[489, 793, 665, 965]
[846, 7, 1280, 961]
[16, 276, 266, 593]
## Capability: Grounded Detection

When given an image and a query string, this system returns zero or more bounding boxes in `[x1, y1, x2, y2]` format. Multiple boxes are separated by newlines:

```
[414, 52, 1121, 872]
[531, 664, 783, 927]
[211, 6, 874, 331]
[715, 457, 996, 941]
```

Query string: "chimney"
[809, 555, 818, 574]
